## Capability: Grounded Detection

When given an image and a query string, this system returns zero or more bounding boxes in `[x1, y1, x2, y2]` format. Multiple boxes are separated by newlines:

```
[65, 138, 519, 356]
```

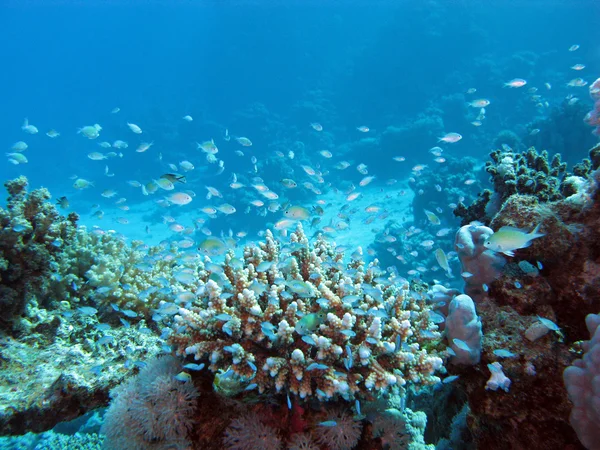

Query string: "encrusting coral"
[169, 224, 445, 404]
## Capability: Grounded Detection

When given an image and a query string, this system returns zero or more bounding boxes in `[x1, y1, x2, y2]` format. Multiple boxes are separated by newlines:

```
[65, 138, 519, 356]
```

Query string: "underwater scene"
[1, 0, 600, 449]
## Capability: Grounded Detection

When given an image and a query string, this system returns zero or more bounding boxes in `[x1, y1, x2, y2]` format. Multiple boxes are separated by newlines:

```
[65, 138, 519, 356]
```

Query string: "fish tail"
[529, 223, 545, 239]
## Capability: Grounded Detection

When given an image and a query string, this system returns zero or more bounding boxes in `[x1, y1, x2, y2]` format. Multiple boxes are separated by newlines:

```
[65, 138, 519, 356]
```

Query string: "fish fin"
[503, 250, 515, 257]
[529, 223, 545, 239]
[497, 225, 527, 233]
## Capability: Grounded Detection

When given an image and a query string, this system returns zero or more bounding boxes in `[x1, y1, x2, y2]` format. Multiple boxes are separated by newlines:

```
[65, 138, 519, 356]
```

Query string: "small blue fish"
[182, 363, 203, 371]
[306, 363, 329, 371]
[97, 335, 114, 345]
[319, 421, 337, 427]
[78, 306, 98, 316]
[342, 295, 361, 305]
[493, 349, 516, 358]
[452, 338, 471, 352]
[95, 286, 113, 295]
[344, 357, 352, 370]
[12, 224, 26, 232]
[287, 393, 292, 409]
[119, 318, 131, 328]
[366, 337, 378, 344]
[482, 283, 489, 292]
[395, 334, 402, 352]
[355, 399, 361, 416]
[256, 261, 274, 272]
[537, 316, 560, 331]
[121, 309, 138, 318]
[428, 311, 446, 324]
[245, 383, 258, 391]
[261, 322, 276, 332]
[340, 329, 356, 337]
[215, 313, 232, 321]
[174, 371, 192, 382]
[302, 335, 316, 346]
[134, 263, 153, 273]
[442, 375, 460, 384]
[514, 281, 522, 289]
[222, 322, 233, 336]
[247, 361, 257, 372]
[536, 261, 543, 270]
[90, 365, 104, 376]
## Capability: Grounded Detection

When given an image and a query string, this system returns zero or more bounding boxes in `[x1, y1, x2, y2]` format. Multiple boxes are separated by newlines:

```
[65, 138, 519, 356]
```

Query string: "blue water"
[1, 0, 599, 448]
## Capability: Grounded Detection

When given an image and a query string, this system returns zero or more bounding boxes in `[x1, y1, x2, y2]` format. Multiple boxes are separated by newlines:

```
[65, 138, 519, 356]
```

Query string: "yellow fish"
[484, 224, 544, 257]
[284, 206, 310, 221]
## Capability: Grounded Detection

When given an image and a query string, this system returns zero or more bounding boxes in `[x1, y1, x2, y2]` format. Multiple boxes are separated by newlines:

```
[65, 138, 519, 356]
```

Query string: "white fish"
[21, 118, 38, 134]
[127, 122, 142, 134]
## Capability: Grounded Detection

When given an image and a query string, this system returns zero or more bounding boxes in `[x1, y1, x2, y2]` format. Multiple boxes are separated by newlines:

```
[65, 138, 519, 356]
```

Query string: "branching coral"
[169, 224, 444, 404]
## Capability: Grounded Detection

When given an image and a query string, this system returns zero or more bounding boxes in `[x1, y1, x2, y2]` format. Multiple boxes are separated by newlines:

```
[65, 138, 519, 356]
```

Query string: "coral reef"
[169, 224, 445, 403]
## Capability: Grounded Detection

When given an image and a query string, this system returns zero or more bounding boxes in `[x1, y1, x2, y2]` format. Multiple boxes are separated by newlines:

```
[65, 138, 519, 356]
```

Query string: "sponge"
[563, 313, 600, 450]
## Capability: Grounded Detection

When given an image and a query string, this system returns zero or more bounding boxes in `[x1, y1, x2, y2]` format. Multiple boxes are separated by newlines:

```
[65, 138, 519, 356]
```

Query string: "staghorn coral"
[169, 224, 445, 405]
